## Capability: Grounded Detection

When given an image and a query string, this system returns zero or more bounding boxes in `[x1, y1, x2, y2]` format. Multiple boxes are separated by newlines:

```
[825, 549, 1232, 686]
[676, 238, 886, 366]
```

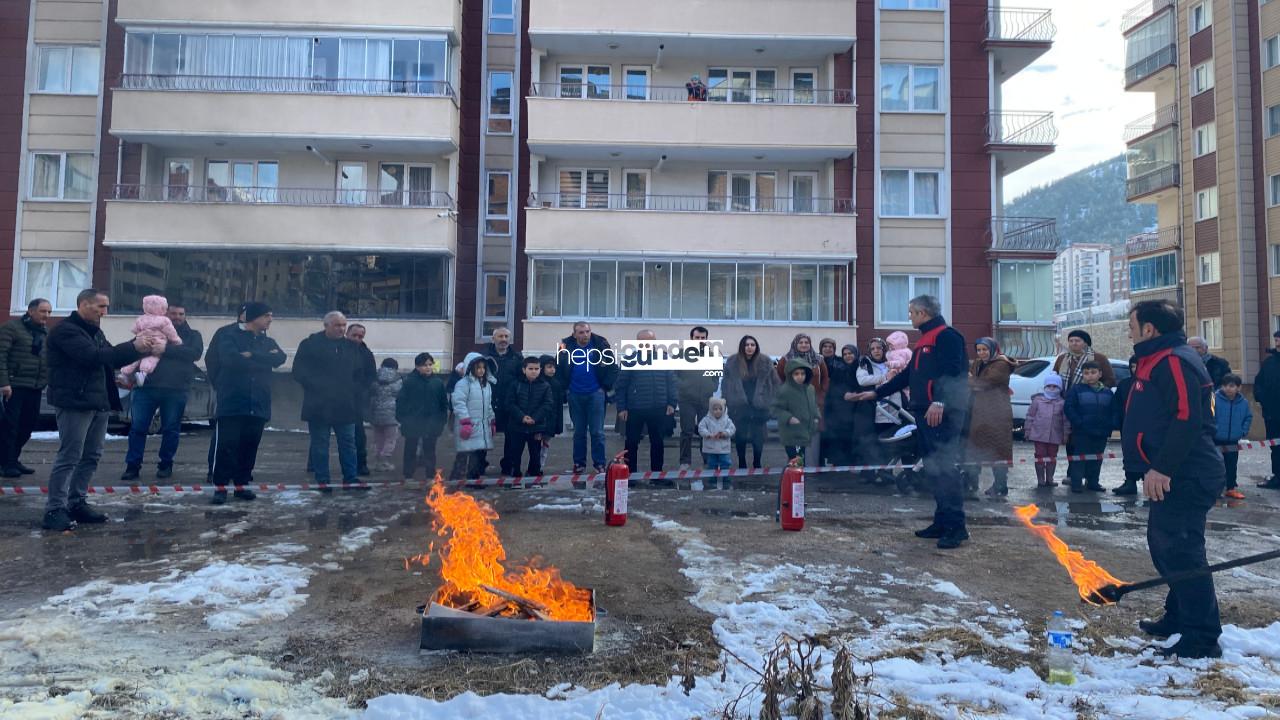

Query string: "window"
[337, 161, 366, 205]
[1271, 175, 1280, 207]
[623, 66, 650, 100]
[880, 63, 941, 111]
[1200, 317, 1223, 349]
[110, 250, 449, 318]
[880, 170, 941, 217]
[378, 163, 434, 206]
[1192, 61, 1214, 94]
[22, 258, 89, 311]
[1268, 36, 1280, 69]
[486, 171, 511, 234]
[165, 158, 192, 200]
[487, 71, 513, 133]
[790, 172, 818, 213]
[559, 65, 611, 99]
[882, 0, 941, 7]
[1268, 245, 1280, 276]
[1193, 123, 1216, 157]
[1197, 252, 1220, 284]
[880, 275, 942, 324]
[1190, 3, 1212, 33]
[558, 169, 610, 209]
[29, 152, 94, 200]
[482, 273, 509, 336]
[1195, 187, 1219, 220]
[790, 69, 816, 104]
[623, 170, 649, 210]
[1269, 105, 1280, 137]
[707, 68, 777, 103]
[1129, 253, 1178, 291]
[706, 171, 779, 212]
[35, 46, 100, 94]
[207, 160, 278, 202]
[997, 261, 1053, 323]
[529, 259, 849, 322]
[489, 0, 515, 34]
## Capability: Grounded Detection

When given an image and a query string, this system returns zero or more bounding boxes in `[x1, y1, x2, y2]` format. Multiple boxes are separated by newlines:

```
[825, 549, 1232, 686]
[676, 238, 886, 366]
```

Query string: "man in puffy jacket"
[1122, 299, 1224, 659]
[0, 298, 51, 477]
[43, 289, 154, 530]
[1253, 330, 1280, 489]
[855, 295, 970, 549]
[211, 302, 285, 504]
[614, 329, 677, 474]
[293, 311, 366, 488]
[1063, 362, 1114, 493]
[676, 326, 720, 470]
[501, 356, 554, 477]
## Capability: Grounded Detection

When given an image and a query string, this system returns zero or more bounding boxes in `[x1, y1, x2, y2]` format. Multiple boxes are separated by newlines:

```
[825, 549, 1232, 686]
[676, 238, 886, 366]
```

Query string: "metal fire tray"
[418, 590, 596, 654]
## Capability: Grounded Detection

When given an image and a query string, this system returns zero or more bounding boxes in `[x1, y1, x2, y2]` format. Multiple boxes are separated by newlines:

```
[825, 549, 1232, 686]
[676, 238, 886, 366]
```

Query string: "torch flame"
[409, 481, 593, 621]
[1013, 504, 1126, 605]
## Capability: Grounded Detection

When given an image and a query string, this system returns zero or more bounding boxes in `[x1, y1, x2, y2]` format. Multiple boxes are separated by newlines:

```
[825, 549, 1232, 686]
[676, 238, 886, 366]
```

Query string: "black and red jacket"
[874, 315, 969, 412]
[1121, 332, 1224, 481]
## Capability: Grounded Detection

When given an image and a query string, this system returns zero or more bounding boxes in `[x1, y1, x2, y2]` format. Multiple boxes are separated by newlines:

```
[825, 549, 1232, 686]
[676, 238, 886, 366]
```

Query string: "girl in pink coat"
[1024, 371, 1066, 487]
[120, 295, 182, 386]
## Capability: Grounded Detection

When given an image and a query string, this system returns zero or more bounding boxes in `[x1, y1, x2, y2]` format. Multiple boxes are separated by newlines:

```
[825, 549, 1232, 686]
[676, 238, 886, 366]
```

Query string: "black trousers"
[624, 408, 668, 472]
[402, 433, 440, 480]
[1068, 434, 1107, 486]
[502, 431, 543, 477]
[0, 386, 41, 469]
[1223, 450, 1239, 489]
[915, 411, 965, 531]
[1266, 415, 1280, 479]
[735, 417, 766, 469]
[450, 449, 485, 480]
[1148, 475, 1223, 644]
[354, 409, 368, 470]
[212, 415, 266, 487]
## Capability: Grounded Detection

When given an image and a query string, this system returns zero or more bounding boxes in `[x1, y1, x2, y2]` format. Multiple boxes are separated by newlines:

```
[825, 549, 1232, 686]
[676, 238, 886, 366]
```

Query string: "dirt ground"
[4, 427, 1280, 715]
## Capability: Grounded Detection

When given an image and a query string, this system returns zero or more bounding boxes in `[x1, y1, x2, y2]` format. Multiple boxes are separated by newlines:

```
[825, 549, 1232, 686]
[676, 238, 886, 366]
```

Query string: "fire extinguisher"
[779, 458, 805, 532]
[605, 450, 630, 527]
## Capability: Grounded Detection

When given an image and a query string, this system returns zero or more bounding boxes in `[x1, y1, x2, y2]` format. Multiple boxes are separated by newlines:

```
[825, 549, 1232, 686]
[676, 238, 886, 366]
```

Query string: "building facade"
[1123, 0, 1271, 375]
[1, 0, 1057, 367]
[1052, 243, 1113, 312]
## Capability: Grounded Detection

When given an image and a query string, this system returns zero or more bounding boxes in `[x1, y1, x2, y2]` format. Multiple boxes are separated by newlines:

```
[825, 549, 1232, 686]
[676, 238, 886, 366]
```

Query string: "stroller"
[876, 397, 923, 494]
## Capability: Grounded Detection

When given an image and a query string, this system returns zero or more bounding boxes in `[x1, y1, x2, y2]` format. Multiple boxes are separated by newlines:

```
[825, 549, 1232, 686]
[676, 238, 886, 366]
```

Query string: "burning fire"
[1013, 504, 1126, 605]
[408, 481, 593, 622]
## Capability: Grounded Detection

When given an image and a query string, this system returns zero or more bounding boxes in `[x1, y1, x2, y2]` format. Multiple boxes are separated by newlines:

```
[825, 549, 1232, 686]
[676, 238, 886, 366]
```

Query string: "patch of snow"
[338, 526, 387, 553]
[928, 580, 967, 599]
[273, 490, 313, 507]
[28, 431, 125, 442]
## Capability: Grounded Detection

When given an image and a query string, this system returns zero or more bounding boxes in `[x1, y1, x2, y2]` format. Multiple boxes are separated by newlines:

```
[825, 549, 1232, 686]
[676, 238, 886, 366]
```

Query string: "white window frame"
[1189, 3, 1212, 33]
[28, 151, 94, 201]
[486, 70, 513, 134]
[881, 0, 942, 8]
[789, 171, 820, 213]
[1192, 61, 1214, 94]
[879, 274, 944, 325]
[879, 63, 943, 112]
[1268, 245, 1280, 276]
[164, 158, 194, 200]
[558, 64, 612, 99]
[1200, 317, 1223, 349]
[1268, 36, 1280, 69]
[1197, 252, 1221, 285]
[622, 169, 650, 210]
[621, 65, 651, 100]
[485, 170, 512, 235]
[335, 161, 367, 205]
[706, 67, 779, 104]
[33, 45, 100, 95]
[482, 272, 510, 328]
[789, 67, 818, 104]
[879, 169, 944, 218]
[557, 168, 611, 209]
[488, 0, 515, 34]
[1271, 174, 1280, 208]
[1269, 105, 1280, 138]
[1195, 186, 1219, 220]
[377, 161, 435, 206]
[706, 170, 781, 212]
[20, 258, 89, 312]
[1192, 123, 1217, 157]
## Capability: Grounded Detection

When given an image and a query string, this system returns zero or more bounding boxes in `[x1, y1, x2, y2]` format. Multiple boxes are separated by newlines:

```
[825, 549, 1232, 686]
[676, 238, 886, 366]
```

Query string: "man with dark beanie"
[1053, 329, 1115, 486]
[1253, 330, 1280, 489]
[211, 302, 285, 504]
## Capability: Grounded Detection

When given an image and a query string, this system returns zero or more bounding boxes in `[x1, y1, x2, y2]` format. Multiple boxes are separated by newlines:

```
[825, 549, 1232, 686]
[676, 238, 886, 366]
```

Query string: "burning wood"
[1013, 504, 1127, 605]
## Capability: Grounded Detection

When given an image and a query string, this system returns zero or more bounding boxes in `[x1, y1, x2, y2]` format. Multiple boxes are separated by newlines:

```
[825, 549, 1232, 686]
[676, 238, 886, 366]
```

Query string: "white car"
[1009, 356, 1132, 431]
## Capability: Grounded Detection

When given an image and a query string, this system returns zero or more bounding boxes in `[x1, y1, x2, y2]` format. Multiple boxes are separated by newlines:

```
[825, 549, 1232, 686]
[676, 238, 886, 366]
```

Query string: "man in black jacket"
[211, 302, 285, 504]
[346, 323, 376, 476]
[614, 329, 678, 474]
[1188, 336, 1231, 388]
[485, 327, 524, 433]
[1122, 299, 1225, 659]
[557, 322, 620, 474]
[501, 356, 554, 478]
[204, 304, 245, 481]
[1253, 331, 1280, 489]
[43, 289, 154, 530]
[0, 298, 51, 477]
[293, 311, 365, 488]
[855, 295, 970, 549]
[123, 301, 204, 481]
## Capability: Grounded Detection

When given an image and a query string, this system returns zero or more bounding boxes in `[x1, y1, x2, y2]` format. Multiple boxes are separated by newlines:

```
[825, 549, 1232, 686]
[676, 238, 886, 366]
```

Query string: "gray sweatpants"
[46, 408, 109, 512]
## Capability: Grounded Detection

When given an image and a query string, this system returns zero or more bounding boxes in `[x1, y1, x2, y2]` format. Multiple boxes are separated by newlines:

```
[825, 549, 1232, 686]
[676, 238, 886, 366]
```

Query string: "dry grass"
[1194, 666, 1249, 705]
[874, 693, 943, 720]
[872, 626, 1039, 676]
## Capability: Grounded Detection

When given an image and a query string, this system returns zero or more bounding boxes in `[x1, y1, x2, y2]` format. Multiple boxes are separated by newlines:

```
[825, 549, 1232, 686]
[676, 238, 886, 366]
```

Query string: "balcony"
[984, 7, 1055, 80]
[1123, 103, 1178, 143]
[529, 0, 855, 58]
[111, 75, 459, 154]
[1126, 227, 1181, 257]
[1121, 0, 1175, 34]
[524, 192, 855, 258]
[104, 185, 457, 253]
[527, 85, 856, 162]
[1125, 163, 1179, 201]
[986, 111, 1057, 174]
[986, 216, 1059, 258]
[116, 0, 461, 39]
[1125, 44, 1176, 91]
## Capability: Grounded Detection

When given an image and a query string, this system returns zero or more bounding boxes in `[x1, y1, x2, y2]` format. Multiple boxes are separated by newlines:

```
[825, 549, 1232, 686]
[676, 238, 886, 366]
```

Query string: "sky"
[1000, 0, 1152, 202]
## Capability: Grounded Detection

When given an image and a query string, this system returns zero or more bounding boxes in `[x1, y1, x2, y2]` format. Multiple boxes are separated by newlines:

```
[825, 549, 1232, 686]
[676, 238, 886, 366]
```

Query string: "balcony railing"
[1121, 0, 1175, 33]
[530, 83, 854, 105]
[1126, 226, 1181, 255]
[112, 184, 456, 209]
[986, 111, 1058, 146]
[989, 216, 1059, 253]
[119, 74, 457, 98]
[1125, 163, 1179, 199]
[1123, 103, 1178, 142]
[527, 192, 854, 214]
[984, 7, 1056, 43]
[1125, 45, 1176, 87]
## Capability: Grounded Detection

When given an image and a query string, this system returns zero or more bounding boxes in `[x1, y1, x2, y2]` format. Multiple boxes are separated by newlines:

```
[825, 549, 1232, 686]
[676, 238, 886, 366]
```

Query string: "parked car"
[39, 371, 217, 433]
[1009, 356, 1132, 433]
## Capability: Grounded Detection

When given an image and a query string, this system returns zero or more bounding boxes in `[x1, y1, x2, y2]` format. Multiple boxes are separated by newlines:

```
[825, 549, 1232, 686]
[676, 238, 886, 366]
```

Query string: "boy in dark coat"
[1063, 361, 1114, 493]
[539, 355, 564, 468]
[502, 356, 555, 478]
[1112, 356, 1142, 495]
[396, 352, 449, 480]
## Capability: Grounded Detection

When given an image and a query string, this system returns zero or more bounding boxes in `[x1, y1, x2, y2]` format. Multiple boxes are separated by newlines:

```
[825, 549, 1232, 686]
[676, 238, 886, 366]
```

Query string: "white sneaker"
[134, 371, 147, 387]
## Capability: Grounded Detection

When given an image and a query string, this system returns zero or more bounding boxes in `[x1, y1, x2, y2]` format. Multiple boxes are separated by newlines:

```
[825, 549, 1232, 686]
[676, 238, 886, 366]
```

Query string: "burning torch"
[1088, 548, 1280, 605]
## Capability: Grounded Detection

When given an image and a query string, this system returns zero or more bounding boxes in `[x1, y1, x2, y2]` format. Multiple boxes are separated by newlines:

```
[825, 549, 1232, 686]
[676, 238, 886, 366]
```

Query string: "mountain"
[1004, 155, 1156, 250]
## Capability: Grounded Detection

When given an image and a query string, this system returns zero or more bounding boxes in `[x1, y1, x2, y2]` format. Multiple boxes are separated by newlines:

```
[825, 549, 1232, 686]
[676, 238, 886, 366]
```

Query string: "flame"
[1013, 504, 1126, 604]
[409, 481, 593, 622]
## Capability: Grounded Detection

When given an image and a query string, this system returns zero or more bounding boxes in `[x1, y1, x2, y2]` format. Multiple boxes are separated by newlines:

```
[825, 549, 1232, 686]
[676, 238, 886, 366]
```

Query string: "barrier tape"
[0, 439, 1270, 497]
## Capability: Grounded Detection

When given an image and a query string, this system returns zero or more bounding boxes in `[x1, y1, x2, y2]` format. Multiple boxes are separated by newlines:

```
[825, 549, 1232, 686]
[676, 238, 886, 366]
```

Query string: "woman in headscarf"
[822, 343, 860, 467]
[965, 337, 1017, 497]
[775, 333, 830, 463]
[722, 335, 781, 470]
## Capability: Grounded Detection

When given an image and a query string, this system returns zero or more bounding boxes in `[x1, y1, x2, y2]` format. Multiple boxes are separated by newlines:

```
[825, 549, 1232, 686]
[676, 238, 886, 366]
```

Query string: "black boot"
[0, 466, 21, 478]
[211, 490, 228, 505]
[42, 508, 74, 531]
[937, 527, 970, 549]
[68, 502, 107, 524]
[233, 487, 257, 501]
[1070, 479, 1084, 494]
[915, 523, 946, 539]
[1260, 477, 1280, 489]
[1158, 637, 1222, 659]
[121, 464, 141, 482]
[1139, 615, 1180, 639]
[1114, 480, 1138, 496]
[156, 464, 173, 480]
[16, 462, 34, 475]
[1085, 481, 1104, 492]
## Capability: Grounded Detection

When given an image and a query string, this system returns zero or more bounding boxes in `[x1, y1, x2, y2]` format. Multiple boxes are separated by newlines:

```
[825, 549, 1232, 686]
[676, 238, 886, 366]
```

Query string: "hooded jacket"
[452, 352, 497, 451]
[1214, 388, 1253, 444]
[47, 311, 145, 411]
[697, 405, 737, 455]
[144, 320, 204, 390]
[613, 365, 677, 413]
[771, 358, 820, 446]
[1064, 382, 1115, 440]
[508, 373, 555, 435]
[369, 366, 403, 426]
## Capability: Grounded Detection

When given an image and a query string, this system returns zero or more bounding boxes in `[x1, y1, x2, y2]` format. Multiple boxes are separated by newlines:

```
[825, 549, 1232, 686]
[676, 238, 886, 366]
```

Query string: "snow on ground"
[28, 431, 126, 442]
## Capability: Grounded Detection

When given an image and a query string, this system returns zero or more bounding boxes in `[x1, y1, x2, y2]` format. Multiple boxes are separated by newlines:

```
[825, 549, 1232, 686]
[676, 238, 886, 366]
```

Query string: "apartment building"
[1052, 243, 1112, 312]
[1122, 0, 1271, 375]
[1111, 251, 1131, 301]
[2, 1, 1057, 368]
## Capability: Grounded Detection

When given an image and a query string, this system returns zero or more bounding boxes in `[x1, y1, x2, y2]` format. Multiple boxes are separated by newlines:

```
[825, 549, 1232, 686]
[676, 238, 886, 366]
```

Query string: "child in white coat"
[697, 397, 736, 489]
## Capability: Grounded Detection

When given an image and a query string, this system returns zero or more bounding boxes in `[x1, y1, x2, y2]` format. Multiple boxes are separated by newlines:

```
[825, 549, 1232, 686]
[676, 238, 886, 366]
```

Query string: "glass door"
[624, 169, 649, 209]
[337, 162, 366, 205]
[791, 69, 816, 104]
[166, 158, 192, 200]
[791, 172, 817, 212]
[623, 66, 650, 100]
[754, 69, 776, 103]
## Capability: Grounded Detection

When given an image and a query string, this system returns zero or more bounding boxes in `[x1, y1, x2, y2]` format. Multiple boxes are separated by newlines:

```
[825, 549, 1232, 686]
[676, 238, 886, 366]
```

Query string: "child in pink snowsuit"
[121, 295, 182, 386]
[885, 331, 913, 376]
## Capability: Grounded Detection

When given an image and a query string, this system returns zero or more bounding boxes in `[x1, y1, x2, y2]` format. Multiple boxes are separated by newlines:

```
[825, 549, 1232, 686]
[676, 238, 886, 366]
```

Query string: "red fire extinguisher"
[605, 450, 630, 527]
[779, 459, 805, 532]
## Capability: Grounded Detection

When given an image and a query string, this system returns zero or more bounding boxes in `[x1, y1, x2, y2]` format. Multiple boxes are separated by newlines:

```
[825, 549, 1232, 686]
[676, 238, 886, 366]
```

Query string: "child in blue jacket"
[1214, 373, 1253, 499]
[1064, 361, 1115, 494]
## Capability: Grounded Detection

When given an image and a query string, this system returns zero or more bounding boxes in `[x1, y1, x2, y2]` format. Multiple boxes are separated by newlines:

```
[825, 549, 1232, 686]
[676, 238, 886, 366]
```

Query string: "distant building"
[1053, 244, 1112, 312]
[1111, 251, 1130, 302]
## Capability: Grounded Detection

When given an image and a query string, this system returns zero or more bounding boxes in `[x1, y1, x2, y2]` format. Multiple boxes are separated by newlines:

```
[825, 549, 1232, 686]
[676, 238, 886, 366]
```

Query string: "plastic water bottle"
[1046, 611, 1076, 685]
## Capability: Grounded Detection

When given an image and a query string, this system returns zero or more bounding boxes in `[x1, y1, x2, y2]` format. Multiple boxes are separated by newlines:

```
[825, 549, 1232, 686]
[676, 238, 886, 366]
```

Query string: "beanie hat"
[243, 301, 272, 323]
[1068, 329, 1092, 346]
